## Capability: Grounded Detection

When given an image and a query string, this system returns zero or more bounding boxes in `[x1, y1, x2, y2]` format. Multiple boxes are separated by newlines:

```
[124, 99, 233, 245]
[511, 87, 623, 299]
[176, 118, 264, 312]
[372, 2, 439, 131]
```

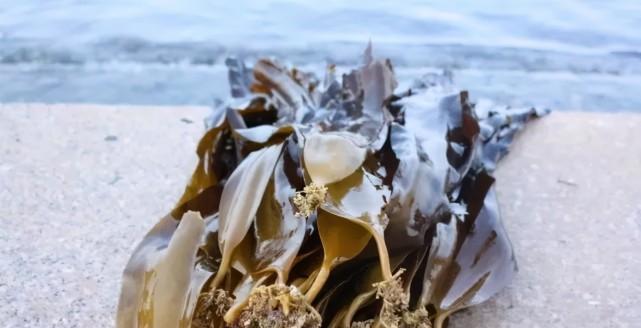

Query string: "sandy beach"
[1, 104, 640, 327]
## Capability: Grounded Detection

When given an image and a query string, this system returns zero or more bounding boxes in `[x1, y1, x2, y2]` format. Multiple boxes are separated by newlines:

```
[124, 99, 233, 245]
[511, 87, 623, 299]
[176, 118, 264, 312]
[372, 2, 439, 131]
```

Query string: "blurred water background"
[1, 0, 640, 111]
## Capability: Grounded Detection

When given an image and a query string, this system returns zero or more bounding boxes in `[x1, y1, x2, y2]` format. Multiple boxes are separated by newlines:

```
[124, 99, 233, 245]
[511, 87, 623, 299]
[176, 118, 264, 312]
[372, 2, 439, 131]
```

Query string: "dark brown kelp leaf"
[313, 258, 378, 323]
[384, 123, 449, 251]
[171, 123, 232, 220]
[252, 59, 316, 123]
[230, 98, 279, 128]
[401, 91, 480, 193]
[419, 172, 517, 328]
[339, 44, 397, 149]
[475, 103, 549, 171]
[335, 251, 413, 326]
[172, 185, 224, 222]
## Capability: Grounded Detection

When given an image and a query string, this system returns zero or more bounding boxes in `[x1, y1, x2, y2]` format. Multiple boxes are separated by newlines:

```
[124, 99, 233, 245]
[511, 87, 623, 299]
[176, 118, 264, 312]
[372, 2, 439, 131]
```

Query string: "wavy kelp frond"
[213, 144, 284, 288]
[250, 146, 307, 282]
[172, 124, 235, 220]
[116, 211, 207, 328]
[339, 44, 397, 149]
[383, 123, 449, 251]
[225, 140, 307, 290]
[417, 172, 517, 328]
[118, 46, 545, 328]
[252, 59, 317, 124]
[475, 100, 550, 171]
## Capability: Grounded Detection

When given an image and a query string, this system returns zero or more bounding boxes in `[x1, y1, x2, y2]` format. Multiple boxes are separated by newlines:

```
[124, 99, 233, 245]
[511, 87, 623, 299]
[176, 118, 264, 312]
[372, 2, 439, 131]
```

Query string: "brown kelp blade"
[306, 209, 373, 302]
[252, 59, 317, 123]
[236, 139, 307, 283]
[213, 143, 284, 288]
[116, 212, 208, 328]
[172, 123, 232, 220]
[340, 43, 397, 149]
[383, 122, 449, 251]
[419, 172, 517, 327]
[476, 103, 549, 171]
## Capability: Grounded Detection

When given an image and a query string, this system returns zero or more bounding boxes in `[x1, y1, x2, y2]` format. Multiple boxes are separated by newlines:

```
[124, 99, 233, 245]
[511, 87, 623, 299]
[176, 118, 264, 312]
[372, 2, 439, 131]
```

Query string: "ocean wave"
[2, 37, 641, 76]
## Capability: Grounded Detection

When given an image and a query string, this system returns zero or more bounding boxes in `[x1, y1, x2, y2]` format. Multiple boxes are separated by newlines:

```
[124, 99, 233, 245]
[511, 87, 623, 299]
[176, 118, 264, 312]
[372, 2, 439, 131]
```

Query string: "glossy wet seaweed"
[117, 46, 546, 328]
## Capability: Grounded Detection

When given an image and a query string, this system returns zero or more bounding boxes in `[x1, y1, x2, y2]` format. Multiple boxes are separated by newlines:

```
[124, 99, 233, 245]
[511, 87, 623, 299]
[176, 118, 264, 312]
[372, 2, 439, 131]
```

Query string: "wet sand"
[1, 104, 639, 327]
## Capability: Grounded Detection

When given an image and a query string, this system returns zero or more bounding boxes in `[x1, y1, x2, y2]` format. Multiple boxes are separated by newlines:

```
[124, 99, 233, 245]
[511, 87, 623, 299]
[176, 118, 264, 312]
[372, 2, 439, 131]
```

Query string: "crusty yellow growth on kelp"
[351, 320, 375, 328]
[193, 289, 234, 328]
[293, 182, 327, 217]
[372, 270, 432, 328]
[231, 285, 321, 328]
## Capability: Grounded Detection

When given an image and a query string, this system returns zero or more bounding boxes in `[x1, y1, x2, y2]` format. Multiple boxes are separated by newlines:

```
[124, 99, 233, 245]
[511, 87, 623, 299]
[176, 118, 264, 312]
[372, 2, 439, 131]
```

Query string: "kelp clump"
[116, 46, 546, 328]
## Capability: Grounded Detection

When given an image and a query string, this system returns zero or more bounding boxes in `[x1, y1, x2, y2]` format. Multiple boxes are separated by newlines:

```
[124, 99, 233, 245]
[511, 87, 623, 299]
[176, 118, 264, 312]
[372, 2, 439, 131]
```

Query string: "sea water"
[1, 0, 640, 111]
